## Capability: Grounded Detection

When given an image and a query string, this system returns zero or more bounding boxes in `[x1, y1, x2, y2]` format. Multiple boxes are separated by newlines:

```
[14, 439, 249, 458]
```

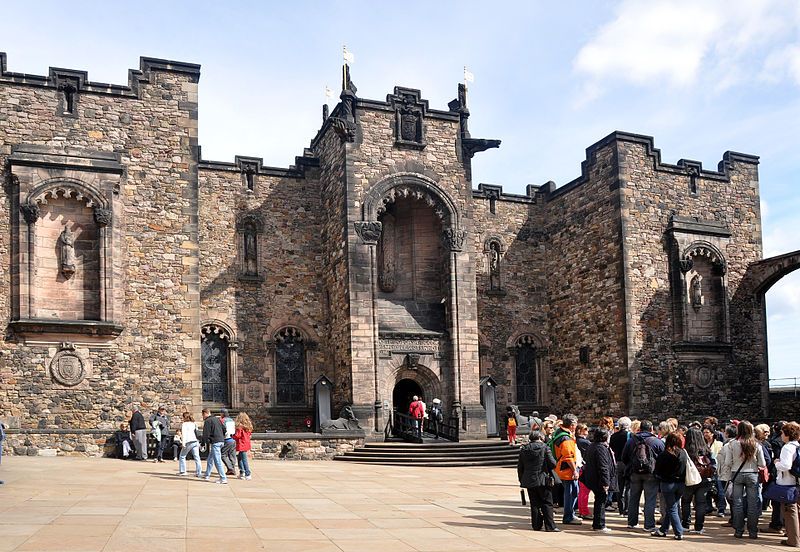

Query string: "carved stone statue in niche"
[378, 214, 396, 292]
[243, 229, 257, 276]
[690, 274, 703, 309]
[59, 227, 77, 278]
[489, 241, 501, 290]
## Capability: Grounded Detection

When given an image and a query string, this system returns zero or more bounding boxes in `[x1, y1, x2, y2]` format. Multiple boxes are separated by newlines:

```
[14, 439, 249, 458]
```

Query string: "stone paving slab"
[0, 457, 792, 551]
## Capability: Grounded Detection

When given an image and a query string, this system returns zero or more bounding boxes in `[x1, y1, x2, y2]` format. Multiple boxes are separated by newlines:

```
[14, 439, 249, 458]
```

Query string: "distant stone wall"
[1, 429, 363, 460]
[769, 390, 799, 422]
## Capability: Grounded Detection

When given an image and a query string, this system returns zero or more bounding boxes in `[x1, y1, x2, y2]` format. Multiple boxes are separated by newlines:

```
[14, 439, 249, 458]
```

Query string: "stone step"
[335, 440, 520, 467]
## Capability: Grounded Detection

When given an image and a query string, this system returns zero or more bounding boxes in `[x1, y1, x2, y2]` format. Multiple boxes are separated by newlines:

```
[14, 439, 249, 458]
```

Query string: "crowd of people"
[516, 413, 800, 546]
[115, 406, 254, 484]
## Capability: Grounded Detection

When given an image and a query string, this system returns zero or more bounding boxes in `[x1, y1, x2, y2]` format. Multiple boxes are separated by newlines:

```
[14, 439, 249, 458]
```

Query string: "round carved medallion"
[50, 350, 86, 386]
[695, 363, 714, 389]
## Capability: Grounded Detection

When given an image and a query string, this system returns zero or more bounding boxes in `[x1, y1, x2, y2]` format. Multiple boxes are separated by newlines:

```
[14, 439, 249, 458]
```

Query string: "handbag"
[758, 466, 770, 485]
[764, 482, 800, 504]
[685, 451, 702, 486]
[725, 461, 746, 501]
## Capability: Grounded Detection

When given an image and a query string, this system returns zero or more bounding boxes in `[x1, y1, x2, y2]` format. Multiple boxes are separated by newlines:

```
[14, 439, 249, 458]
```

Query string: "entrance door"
[201, 332, 229, 404]
[393, 378, 423, 415]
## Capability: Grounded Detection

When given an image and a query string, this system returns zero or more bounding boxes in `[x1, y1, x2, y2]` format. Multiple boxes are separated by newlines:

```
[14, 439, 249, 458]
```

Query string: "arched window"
[275, 327, 306, 405]
[515, 335, 538, 404]
[201, 324, 231, 404]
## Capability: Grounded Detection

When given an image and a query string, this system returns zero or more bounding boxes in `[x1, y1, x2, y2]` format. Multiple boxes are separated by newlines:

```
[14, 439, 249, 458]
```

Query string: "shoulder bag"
[685, 450, 702, 486]
[725, 461, 745, 501]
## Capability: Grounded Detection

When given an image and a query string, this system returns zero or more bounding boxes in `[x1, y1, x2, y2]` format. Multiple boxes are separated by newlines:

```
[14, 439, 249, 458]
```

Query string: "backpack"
[790, 446, 800, 479]
[630, 435, 656, 474]
[508, 416, 517, 428]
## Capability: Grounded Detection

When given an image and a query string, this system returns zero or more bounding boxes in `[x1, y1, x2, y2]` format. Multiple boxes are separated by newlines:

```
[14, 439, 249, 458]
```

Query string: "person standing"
[575, 423, 592, 520]
[774, 421, 800, 548]
[652, 432, 687, 540]
[408, 396, 424, 438]
[129, 405, 148, 461]
[430, 399, 443, 439]
[552, 414, 581, 525]
[234, 412, 253, 480]
[176, 412, 201, 477]
[0, 418, 6, 485]
[703, 423, 725, 517]
[622, 420, 664, 531]
[149, 406, 171, 463]
[507, 408, 519, 446]
[610, 416, 632, 515]
[768, 421, 788, 533]
[518, 430, 559, 532]
[219, 409, 237, 475]
[681, 427, 714, 534]
[201, 408, 228, 484]
[581, 428, 616, 533]
[723, 420, 766, 539]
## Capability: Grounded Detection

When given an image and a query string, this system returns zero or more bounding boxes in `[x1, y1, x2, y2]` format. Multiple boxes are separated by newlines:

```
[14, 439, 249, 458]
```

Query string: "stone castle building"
[0, 53, 794, 447]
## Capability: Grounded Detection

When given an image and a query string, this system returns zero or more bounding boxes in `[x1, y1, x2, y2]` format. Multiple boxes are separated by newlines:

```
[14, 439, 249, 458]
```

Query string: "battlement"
[0, 52, 200, 98]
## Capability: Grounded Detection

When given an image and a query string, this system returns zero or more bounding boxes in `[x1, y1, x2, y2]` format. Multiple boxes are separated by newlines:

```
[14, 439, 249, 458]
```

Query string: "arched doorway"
[393, 378, 423, 415]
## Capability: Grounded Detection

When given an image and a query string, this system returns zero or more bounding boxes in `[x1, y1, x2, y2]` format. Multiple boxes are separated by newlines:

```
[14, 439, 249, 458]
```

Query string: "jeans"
[628, 472, 659, 529]
[527, 486, 557, 531]
[237, 451, 251, 477]
[204, 442, 227, 481]
[155, 434, 170, 460]
[681, 480, 710, 531]
[659, 481, 685, 536]
[593, 488, 608, 529]
[732, 472, 760, 536]
[179, 441, 201, 476]
[562, 479, 579, 523]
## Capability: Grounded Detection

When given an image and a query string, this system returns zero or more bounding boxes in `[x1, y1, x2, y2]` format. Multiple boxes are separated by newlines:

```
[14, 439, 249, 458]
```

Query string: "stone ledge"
[8, 319, 124, 338]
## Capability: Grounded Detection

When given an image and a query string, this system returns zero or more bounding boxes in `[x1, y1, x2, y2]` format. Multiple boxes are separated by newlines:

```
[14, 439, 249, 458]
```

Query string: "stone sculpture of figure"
[59, 227, 77, 278]
[320, 405, 363, 432]
[489, 241, 501, 290]
[691, 275, 703, 308]
[244, 230, 257, 275]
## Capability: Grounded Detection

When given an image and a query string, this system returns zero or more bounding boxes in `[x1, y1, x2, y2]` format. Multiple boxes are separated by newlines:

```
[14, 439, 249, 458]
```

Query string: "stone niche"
[8, 145, 123, 342]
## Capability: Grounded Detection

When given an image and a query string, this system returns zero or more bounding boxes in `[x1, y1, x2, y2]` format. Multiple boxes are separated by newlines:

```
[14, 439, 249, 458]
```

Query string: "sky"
[2, 0, 798, 382]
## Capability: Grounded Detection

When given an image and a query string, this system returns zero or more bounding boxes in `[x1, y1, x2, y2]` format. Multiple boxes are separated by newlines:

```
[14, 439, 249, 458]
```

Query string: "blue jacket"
[621, 431, 665, 466]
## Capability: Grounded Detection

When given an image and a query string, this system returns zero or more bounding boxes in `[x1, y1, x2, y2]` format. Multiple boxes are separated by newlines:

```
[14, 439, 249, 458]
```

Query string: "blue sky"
[3, 0, 798, 381]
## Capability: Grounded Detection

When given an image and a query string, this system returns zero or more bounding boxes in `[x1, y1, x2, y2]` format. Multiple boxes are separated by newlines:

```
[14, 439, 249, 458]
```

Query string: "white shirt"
[775, 440, 799, 486]
[224, 418, 236, 439]
[181, 421, 197, 445]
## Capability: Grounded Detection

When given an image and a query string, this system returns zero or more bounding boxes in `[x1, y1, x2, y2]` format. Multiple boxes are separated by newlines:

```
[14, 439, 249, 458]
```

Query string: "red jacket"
[234, 428, 252, 452]
[409, 401, 423, 419]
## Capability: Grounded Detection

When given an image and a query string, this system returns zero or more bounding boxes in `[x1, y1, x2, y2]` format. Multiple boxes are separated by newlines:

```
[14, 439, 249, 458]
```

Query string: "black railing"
[390, 410, 459, 443]
[423, 415, 459, 442]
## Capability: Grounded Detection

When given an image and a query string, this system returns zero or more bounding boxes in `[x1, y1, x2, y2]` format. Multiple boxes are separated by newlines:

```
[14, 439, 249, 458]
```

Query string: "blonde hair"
[630, 420, 641, 433]
[754, 423, 770, 440]
[236, 412, 254, 432]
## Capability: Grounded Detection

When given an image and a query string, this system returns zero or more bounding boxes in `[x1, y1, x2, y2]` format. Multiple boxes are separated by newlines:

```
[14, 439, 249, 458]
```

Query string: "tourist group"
[515, 412, 800, 546]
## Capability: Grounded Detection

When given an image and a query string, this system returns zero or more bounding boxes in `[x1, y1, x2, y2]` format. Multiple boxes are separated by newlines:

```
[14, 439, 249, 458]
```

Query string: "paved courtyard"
[0, 457, 791, 551]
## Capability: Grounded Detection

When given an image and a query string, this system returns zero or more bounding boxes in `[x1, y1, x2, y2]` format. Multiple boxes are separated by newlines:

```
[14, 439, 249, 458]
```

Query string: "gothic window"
[201, 325, 230, 404]
[515, 335, 538, 404]
[275, 327, 306, 405]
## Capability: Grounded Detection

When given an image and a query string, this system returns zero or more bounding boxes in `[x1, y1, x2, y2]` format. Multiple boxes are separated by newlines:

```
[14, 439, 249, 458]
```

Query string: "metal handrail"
[769, 377, 800, 395]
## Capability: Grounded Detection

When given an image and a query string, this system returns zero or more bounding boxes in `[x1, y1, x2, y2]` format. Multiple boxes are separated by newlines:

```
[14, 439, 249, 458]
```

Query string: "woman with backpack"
[723, 420, 767, 539]
[506, 407, 518, 445]
[652, 431, 687, 540]
[680, 428, 715, 534]
[774, 421, 800, 547]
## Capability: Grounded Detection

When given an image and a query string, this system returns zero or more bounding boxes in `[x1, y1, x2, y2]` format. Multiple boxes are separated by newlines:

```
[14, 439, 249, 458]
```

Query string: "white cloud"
[573, 0, 800, 102]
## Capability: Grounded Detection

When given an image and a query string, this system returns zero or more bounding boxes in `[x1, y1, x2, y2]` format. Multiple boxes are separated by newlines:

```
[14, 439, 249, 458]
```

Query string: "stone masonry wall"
[473, 195, 550, 420]
[617, 138, 762, 419]
[0, 59, 202, 434]
[198, 165, 329, 428]
[544, 139, 628, 419]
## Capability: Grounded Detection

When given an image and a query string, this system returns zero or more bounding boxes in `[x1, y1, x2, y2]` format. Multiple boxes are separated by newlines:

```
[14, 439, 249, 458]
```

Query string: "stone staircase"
[334, 440, 520, 467]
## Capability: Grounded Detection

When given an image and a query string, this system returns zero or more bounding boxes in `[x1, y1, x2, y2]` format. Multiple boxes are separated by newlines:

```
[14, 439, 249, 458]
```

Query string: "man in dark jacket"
[621, 420, 665, 531]
[149, 406, 171, 463]
[201, 408, 228, 484]
[129, 406, 147, 460]
[518, 430, 559, 532]
[609, 416, 632, 514]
